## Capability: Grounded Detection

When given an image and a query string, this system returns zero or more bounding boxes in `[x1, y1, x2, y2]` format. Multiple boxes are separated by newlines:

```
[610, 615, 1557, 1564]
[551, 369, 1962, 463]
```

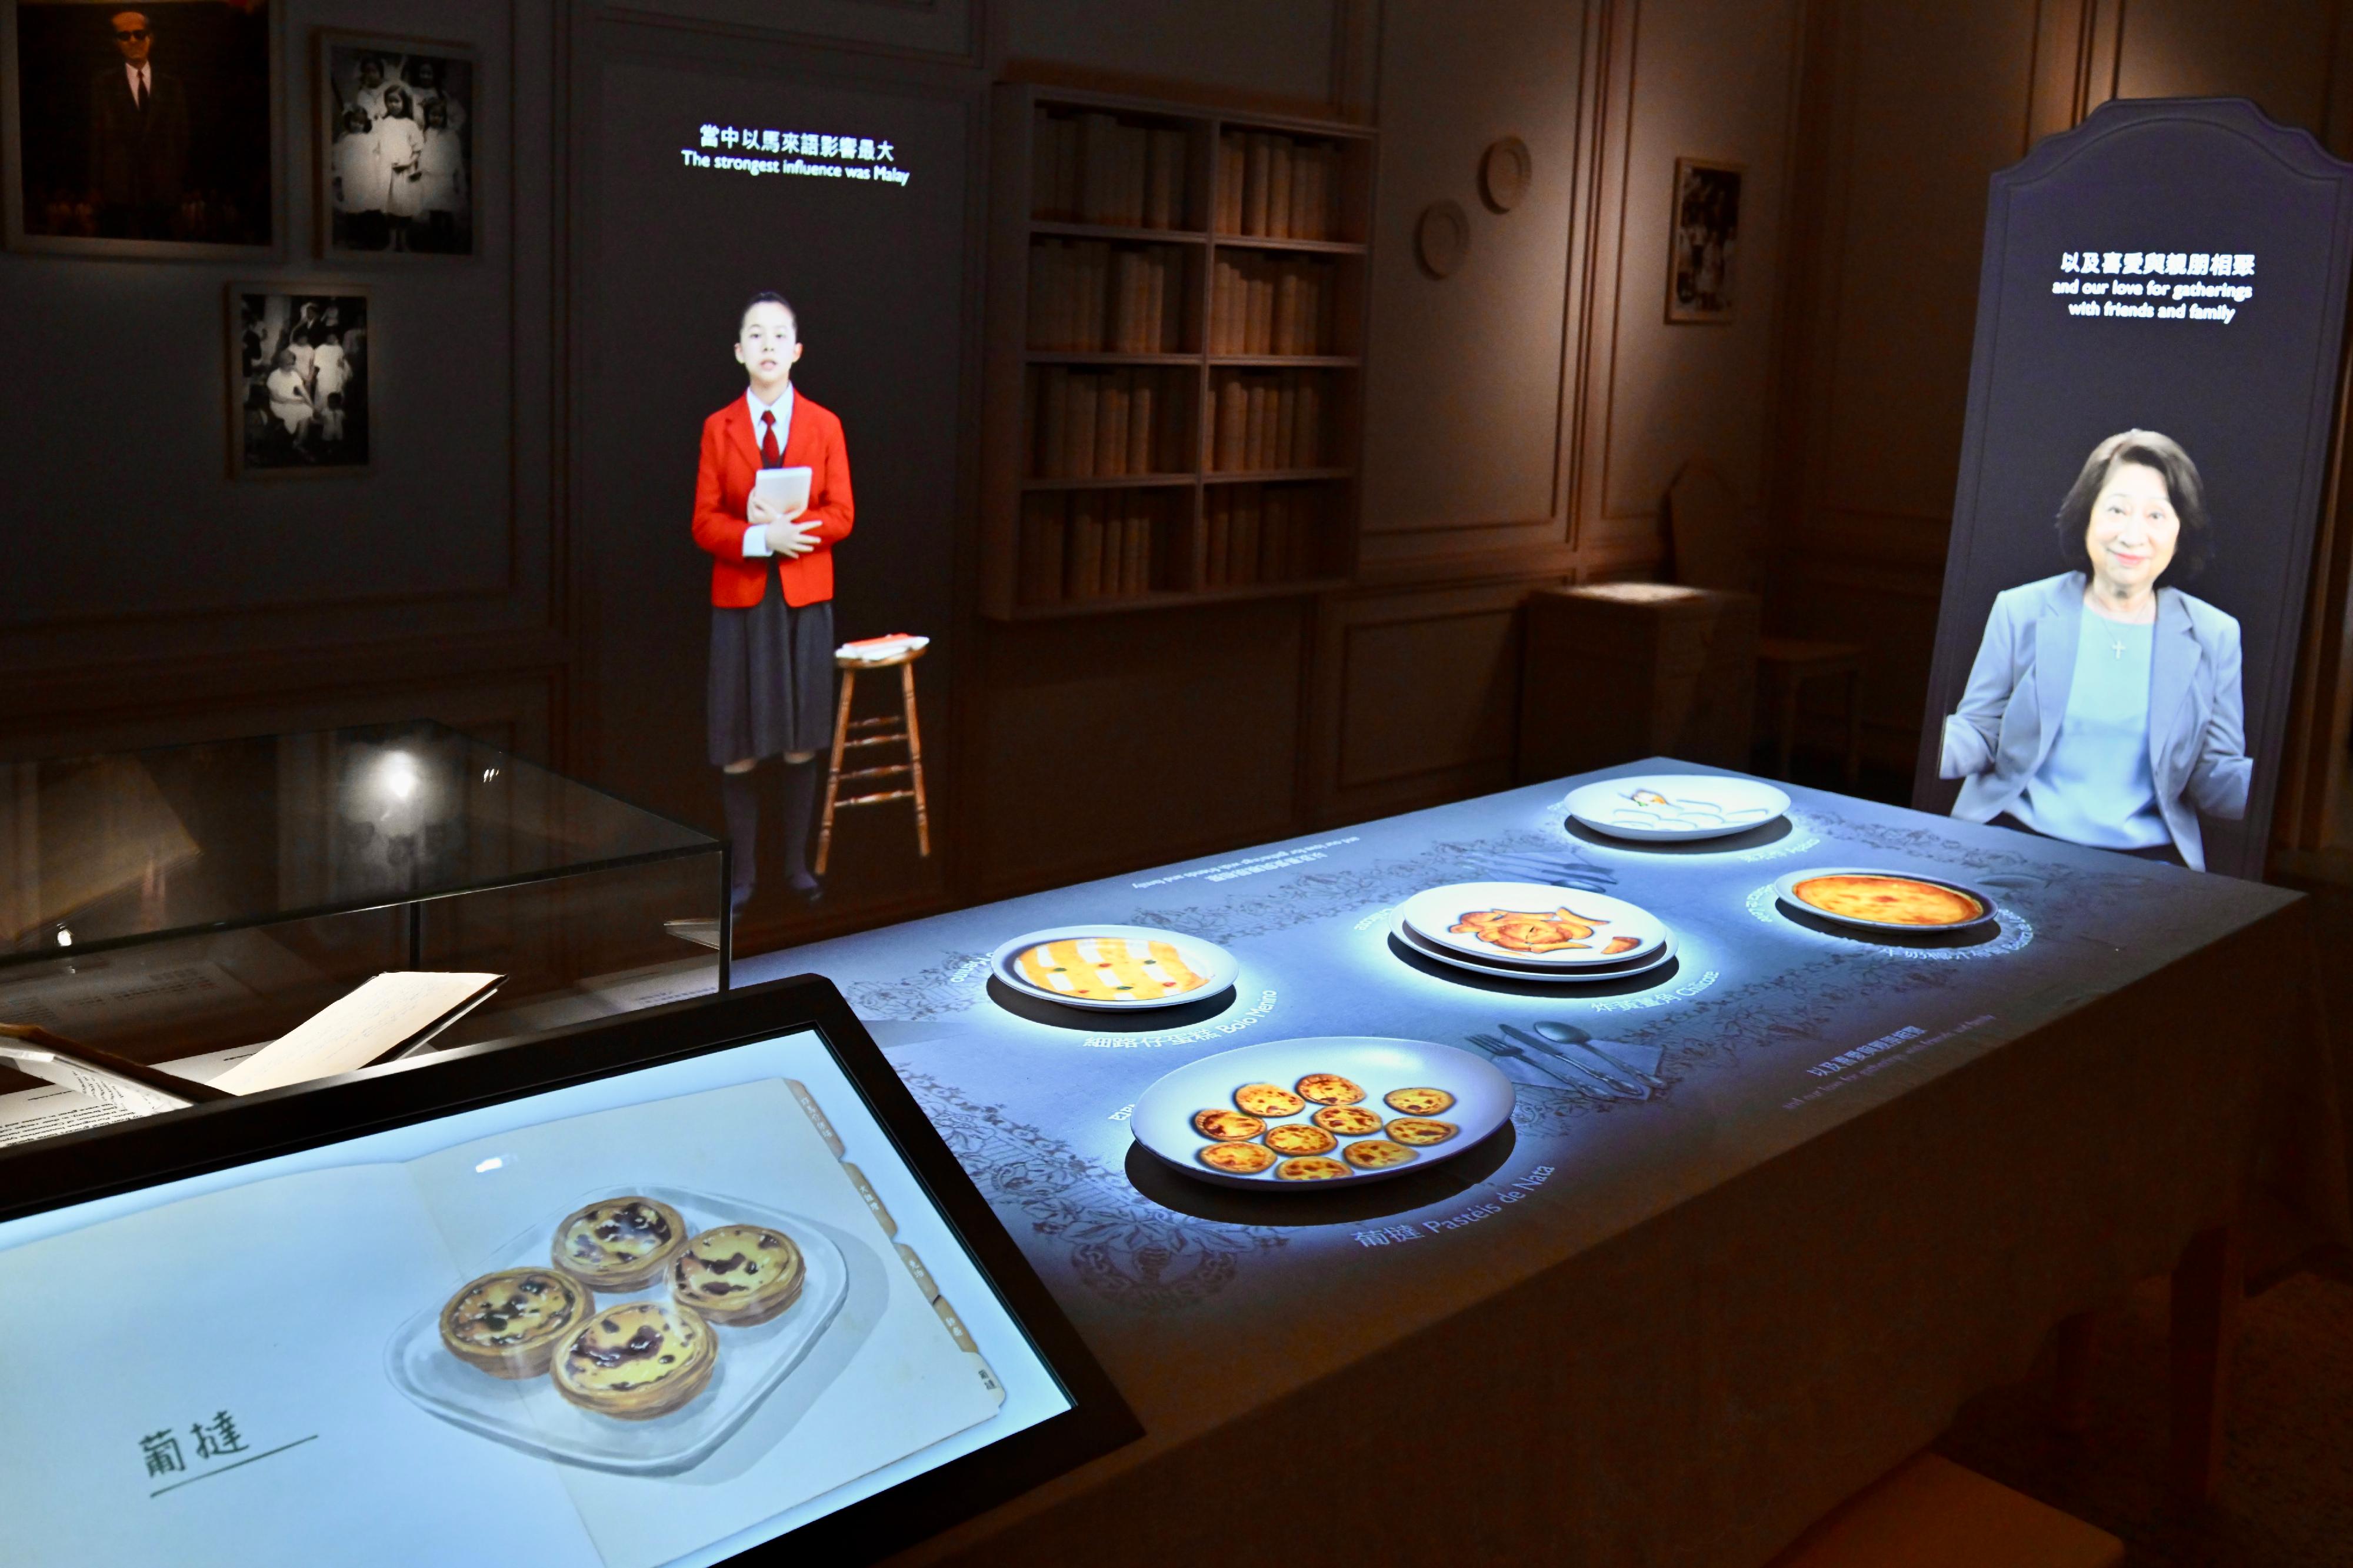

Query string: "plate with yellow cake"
[1772, 866, 1998, 933]
[386, 1183, 851, 1474]
[989, 924, 1239, 1011]
[1131, 1036, 1514, 1189]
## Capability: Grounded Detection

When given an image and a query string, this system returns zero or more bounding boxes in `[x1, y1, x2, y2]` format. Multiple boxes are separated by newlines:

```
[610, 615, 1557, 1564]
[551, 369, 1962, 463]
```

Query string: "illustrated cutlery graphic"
[1464, 1031, 1578, 1089]
[1494, 1023, 1644, 1099]
[1498, 1023, 1647, 1099]
[1531, 1020, 1668, 1089]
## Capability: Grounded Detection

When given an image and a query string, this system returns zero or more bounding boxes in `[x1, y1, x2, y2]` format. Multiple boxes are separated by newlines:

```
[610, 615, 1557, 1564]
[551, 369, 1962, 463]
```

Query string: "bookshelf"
[981, 84, 1375, 619]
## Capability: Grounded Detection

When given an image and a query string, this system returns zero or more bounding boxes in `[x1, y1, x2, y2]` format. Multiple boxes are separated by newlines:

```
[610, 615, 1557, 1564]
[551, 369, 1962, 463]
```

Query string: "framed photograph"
[226, 282, 370, 478]
[315, 31, 474, 258]
[1, 0, 278, 258]
[1666, 156, 1741, 323]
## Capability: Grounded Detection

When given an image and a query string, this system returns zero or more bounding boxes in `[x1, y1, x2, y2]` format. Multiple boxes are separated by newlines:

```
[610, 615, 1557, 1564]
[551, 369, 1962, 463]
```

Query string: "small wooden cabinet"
[1516, 584, 1759, 780]
[980, 84, 1375, 619]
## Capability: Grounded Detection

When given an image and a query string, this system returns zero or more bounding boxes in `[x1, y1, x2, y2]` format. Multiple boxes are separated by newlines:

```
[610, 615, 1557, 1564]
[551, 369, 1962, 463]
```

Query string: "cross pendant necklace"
[2109, 636, 2127, 659]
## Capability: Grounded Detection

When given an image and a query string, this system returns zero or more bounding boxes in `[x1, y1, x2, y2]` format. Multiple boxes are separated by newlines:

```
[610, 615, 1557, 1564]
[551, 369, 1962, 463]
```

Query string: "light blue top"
[2013, 610, 2170, 849]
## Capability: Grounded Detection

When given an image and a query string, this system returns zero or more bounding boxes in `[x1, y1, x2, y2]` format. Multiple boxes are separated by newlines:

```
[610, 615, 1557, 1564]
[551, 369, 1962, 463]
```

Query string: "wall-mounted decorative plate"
[1416, 199, 1469, 278]
[1479, 136, 1532, 213]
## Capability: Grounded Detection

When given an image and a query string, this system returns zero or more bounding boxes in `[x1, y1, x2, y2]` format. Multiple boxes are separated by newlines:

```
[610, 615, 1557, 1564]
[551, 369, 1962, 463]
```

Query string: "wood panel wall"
[970, 0, 1808, 897]
[1771, 0, 2353, 790]
[0, 0, 1815, 940]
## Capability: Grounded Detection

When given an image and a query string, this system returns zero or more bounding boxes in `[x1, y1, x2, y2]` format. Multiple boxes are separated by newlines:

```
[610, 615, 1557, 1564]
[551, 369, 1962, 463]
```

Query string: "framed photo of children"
[226, 283, 370, 478]
[1665, 156, 1741, 323]
[314, 31, 473, 258]
[2, 0, 279, 258]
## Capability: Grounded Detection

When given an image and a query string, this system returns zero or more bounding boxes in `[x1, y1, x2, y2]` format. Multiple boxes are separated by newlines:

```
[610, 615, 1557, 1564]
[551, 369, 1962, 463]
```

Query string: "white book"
[750, 464, 812, 521]
[211, 972, 502, 1095]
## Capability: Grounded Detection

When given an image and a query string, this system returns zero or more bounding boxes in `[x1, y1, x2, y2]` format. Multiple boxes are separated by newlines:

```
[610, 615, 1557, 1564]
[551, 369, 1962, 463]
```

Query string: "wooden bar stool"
[815, 641, 932, 876]
[1765, 1453, 2123, 1568]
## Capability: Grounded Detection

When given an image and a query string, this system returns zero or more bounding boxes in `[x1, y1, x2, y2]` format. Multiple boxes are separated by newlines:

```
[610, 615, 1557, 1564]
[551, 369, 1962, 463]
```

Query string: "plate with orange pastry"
[1397, 883, 1671, 970]
[990, 925, 1240, 1011]
[1134, 1036, 1514, 1189]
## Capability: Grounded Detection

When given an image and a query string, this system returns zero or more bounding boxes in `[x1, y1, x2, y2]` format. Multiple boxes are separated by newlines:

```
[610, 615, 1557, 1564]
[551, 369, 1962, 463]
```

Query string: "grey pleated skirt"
[707, 567, 835, 765]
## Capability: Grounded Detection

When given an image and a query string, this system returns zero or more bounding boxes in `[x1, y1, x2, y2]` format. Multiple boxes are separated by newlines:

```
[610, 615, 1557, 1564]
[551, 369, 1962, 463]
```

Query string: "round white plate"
[1394, 915, 1681, 984]
[989, 925, 1239, 1011]
[1771, 866, 1998, 933]
[1398, 882, 1669, 967]
[1132, 1037, 1514, 1189]
[1563, 773, 1792, 842]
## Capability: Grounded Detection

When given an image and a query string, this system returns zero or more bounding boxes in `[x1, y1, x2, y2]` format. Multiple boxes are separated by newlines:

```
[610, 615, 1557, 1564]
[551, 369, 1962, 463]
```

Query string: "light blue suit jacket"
[1939, 572, 2249, 870]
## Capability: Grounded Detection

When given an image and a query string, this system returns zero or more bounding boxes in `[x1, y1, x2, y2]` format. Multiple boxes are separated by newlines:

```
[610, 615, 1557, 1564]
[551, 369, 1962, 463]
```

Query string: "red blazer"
[691, 390, 854, 608]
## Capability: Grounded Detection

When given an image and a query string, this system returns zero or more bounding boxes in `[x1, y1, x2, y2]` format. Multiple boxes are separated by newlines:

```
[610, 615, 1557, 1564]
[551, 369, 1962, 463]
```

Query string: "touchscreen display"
[0, 1030, 1072, 1567]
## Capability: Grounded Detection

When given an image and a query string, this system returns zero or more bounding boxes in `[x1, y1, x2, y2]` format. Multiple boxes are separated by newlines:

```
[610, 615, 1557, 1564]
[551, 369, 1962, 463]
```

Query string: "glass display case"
[0, 721, 726, 1120]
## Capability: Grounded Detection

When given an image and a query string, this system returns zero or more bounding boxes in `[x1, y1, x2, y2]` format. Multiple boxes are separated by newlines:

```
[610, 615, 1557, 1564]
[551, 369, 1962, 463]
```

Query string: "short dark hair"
[2053, 428, 2212, 583]
[739, 291, 798, 335]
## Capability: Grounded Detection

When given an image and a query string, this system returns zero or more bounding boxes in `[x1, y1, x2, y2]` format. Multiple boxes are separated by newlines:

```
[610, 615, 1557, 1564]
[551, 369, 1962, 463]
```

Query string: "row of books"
[1018, 490, 1170, 605]
[1032, 111, 1189, 229]
[1209, 253, 1337, 356]
[1209, 369, 1327, 473]
[1206, 483, 1327, 588]
[1028, 366, 1193, 480]
[1215, 132, 1342, 240]
[1027, 239, 1188, 354]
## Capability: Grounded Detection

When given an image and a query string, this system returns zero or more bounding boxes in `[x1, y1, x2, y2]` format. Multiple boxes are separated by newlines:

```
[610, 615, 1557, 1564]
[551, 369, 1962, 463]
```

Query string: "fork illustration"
[1465, 1031, 1583, 1090]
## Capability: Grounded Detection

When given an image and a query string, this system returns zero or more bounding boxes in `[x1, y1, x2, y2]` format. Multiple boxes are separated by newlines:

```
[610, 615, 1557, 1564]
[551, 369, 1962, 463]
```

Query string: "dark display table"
[744, 762, 2341, 1567]
[0, 722, 726, 1136]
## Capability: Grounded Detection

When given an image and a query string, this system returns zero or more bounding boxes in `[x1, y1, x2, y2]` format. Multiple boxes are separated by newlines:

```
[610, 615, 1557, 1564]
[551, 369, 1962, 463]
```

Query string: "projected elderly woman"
[1941, 429, 2249, 870]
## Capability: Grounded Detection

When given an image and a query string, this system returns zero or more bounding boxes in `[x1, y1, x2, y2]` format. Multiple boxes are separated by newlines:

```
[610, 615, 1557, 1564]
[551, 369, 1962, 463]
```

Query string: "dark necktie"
[134, 70, 146, 111]
[761, 410, 781, 468]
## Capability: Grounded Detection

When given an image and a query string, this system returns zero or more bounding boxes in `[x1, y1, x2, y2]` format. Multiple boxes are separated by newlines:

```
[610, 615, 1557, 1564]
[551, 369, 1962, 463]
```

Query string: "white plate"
[1771, 866, 1998, 932]
[1563, 773, 1792, 842]
[1394, 915, 1682, 985]
[386, 1185, 850, 1476]
[1132, 1037, 1514, 1189]
[1398, 882, 1669, 967]
[989, 925, 1240, 1011]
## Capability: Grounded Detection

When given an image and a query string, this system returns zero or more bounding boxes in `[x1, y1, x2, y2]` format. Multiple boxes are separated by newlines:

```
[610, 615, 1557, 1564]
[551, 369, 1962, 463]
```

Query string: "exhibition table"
[748, 762, 2341, 1568]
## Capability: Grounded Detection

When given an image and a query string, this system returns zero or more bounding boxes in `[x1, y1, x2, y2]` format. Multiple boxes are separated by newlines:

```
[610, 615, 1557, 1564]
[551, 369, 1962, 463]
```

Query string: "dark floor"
[1935, 1250, 2353, 1566]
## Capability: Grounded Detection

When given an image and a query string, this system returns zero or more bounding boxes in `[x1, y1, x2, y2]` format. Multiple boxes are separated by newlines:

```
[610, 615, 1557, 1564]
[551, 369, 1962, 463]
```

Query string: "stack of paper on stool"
[836, 633, 930, 662]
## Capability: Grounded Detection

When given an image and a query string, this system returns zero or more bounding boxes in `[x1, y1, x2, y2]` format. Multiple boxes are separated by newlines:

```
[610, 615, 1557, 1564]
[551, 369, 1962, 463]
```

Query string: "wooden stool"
[815, 643, 931, 876]
[1759, 636, 1864, 787]
[1765, 1453, 2123, 1568]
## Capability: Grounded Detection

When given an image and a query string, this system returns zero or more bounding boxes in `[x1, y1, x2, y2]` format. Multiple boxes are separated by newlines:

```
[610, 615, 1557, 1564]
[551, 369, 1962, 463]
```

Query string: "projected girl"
[1940, 429, 2248, 870]
[691, 292, 854, 909]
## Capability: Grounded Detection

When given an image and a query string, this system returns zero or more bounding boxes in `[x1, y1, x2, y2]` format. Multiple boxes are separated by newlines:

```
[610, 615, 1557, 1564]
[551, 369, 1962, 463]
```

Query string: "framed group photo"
[226, 282, 369, 478]
[1666, 156, 1741, 323]
[314, 30, 474, 258]
[2, 0, 279, 258]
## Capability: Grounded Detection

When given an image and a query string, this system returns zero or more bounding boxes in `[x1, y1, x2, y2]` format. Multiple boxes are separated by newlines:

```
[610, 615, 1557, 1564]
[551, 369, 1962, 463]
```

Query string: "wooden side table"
[1517, 583, 1758, 780]
[815, 645, 932, 876]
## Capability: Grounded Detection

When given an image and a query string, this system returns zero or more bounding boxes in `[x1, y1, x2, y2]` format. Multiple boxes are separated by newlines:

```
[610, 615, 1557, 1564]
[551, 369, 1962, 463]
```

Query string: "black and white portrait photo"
[3, 0, 276, 256]
[1667, 157, 1741, 323]
[317, 33, 473, 256]
[228, 286, 369, 477]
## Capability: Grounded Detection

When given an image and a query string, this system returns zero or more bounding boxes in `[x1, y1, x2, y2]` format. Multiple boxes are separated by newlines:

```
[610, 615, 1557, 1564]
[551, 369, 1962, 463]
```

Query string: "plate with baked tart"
[1772, 867, 1998, 933]
[1398, 883, 1669, 969]
[1132, 1036, 1512, 1189]
[1391, 912, 1682, 984]
[388, 1184, 849, 1474]
[989, 925, 1239, 1010]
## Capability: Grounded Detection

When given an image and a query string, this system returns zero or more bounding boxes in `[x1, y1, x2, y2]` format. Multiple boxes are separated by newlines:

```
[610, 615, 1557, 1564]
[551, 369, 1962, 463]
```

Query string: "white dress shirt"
[125, 63, 152, 106]
[739, 384, 795, 557]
